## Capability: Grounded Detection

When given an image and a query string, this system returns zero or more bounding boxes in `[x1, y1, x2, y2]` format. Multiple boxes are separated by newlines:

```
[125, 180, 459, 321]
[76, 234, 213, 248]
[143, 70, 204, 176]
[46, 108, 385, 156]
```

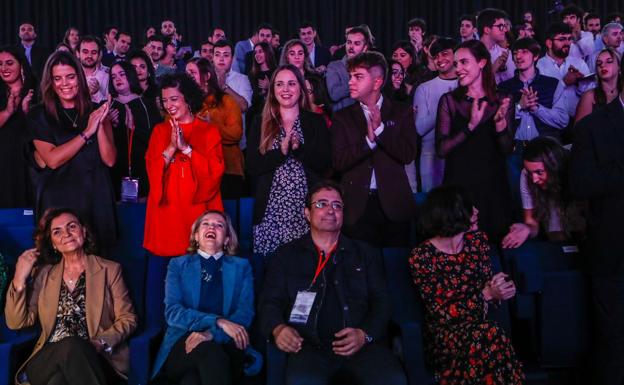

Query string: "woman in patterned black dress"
[247, 64, 331, 255]
[409, 186, 524, 385]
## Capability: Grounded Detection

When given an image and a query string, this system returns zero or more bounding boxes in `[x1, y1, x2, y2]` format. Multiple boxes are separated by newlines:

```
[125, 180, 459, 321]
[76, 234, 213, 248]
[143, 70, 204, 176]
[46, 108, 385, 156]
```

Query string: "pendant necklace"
[62, 109, 78, 128]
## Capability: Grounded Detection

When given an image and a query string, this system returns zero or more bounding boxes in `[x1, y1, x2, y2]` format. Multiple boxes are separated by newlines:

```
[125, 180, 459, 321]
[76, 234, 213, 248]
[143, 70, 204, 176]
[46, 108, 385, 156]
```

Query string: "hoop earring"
[21, 68, 25, 84]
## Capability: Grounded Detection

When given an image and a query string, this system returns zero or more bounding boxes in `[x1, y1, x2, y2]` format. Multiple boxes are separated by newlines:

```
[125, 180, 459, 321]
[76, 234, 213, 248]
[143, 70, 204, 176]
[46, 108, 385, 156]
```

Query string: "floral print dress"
[253, 118, 310, 255]
[408, 231, 524, 385]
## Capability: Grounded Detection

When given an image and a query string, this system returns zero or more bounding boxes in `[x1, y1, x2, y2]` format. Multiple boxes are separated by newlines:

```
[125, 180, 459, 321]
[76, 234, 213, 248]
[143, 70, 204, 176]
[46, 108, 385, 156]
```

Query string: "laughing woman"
[144, 73, 225, 258]
[151, 210, 254, 385]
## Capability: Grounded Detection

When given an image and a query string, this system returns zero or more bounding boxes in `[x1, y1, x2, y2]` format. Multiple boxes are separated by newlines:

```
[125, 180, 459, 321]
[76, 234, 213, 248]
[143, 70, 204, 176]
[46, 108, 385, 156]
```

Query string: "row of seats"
[0, 196, 589, 384]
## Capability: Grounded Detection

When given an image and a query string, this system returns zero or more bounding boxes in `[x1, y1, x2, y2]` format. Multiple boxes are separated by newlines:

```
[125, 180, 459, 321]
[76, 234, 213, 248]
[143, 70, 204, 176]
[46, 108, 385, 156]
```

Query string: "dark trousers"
[162, 335, 245, 385]
[221, 174, 245, 200]
[285, 344, 407, 385]
[344, 194, 410, 248]
[25, 336, 117, 385]
[590, 275, 624, 385]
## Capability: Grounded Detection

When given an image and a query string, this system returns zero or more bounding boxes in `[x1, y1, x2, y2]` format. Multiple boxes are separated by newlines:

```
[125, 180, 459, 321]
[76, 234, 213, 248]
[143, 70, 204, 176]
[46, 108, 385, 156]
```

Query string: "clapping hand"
[467, 97, 488, 131]
[366, 102, 381, 142]
[21, 89, 34, 114]
[519, 87, 539, 112]
[494, 97, 511, 132]
[85, 97, 111, 137]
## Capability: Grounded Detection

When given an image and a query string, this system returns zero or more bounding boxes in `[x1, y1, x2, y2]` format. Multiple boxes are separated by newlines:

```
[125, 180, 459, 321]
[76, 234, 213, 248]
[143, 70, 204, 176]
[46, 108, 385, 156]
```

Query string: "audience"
[332, 52, 417, 247]
[259, 180, 408, 385]
[187, 57, 245, 199]
[247, 64, 331, 255]
[502, 137, 585, 248]
[413, 37, 458, 193]
[5, 208, 137, 385]
[108, 60, 162, 201]
[76, 36, 109, 104]
[151, 210, 255, 385]
[0, 46, 36, 208]
[3, 7, 624, 382]
[144, 73, 224, 258]
[575, 47, 621, 122]
[435, 40, 514, 241]
[409, 186, 524, 384]
[29, 51, 118, 251]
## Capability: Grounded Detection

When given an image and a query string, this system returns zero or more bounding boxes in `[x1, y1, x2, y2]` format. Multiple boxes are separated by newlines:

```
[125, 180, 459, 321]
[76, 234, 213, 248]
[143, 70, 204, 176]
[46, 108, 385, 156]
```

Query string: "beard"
[552, 46, 570, 58]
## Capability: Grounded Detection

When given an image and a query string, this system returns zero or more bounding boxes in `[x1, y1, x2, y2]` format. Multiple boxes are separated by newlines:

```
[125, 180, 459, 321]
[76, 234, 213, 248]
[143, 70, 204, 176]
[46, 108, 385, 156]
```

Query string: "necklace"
[62, 109, 78, 128]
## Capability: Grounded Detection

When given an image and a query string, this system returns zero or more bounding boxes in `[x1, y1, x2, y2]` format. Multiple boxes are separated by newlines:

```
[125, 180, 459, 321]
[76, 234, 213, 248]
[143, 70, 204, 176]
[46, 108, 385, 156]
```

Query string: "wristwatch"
[364, 333, 373, 344]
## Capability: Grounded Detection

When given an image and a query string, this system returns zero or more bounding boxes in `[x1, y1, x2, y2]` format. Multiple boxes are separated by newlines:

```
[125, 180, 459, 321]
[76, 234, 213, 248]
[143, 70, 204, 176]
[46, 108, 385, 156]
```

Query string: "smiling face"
[454, 48, 485, 87]
[304, 188, 344, 233]
[147, 41, 164, 62]
[194, 212, 228, 254]
[0, 52, 22, 85]
[392, 47, 412, 70]
[52, 64, 79, 106]
[161, 86, 191, 121]
[548, 33, 572, 58]
[390, 62, 405, 88]
[434, 48, 454, 74]
[286, 43, 305, 70]
[524, 160, 548, 189]
[596, 51, 619, 81]
[50, 213, 85, 254]
[299, 26, 316, 46]
[254, 45, 266, 65]
[111, 64, 130, 95]
[273, 68, 301, 109]
[78, 41, 100, 69]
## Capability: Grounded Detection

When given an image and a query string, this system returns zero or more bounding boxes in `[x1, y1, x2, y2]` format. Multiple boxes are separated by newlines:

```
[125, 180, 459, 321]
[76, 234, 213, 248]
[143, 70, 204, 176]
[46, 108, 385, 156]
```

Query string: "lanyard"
[126, 126, 134, 178]
[310, 243, 338, 288]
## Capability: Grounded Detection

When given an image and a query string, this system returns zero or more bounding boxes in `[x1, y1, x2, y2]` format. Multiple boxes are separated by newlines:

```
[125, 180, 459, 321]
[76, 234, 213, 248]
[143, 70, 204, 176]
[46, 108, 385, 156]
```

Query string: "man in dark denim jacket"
[259, 180, 407, 385]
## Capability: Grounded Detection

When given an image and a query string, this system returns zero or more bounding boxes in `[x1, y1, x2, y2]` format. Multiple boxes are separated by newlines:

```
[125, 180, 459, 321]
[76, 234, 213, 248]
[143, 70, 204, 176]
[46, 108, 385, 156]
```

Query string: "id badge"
[289, 291, 317, 324]
[121, 177, 139, 202]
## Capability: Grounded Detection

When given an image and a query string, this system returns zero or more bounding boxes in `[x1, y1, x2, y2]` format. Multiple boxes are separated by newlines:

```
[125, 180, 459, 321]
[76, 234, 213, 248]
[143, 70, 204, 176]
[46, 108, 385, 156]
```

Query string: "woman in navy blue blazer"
[152, 210, 254, 385]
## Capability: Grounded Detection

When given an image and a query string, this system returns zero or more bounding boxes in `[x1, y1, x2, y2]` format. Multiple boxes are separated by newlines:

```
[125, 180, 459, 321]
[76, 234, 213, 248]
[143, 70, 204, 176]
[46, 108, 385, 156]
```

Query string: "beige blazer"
[4, 255, 138, 384]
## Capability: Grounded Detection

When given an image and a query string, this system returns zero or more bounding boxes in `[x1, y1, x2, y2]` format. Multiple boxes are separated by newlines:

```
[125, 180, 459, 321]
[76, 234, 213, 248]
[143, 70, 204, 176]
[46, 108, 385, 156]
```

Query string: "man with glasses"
[259, 180, 408, 385]
[537, 22, 592, 118]
[331, 52, 417, 247]
[478, 8, 515, 83]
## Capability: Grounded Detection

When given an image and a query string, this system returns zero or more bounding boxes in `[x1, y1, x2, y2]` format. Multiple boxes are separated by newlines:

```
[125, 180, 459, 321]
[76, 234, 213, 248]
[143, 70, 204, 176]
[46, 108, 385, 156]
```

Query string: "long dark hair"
[594, 48, 622, 106]
[250, 42, 277, 81]
[186, 57, 225, 106]
[34, 208, 97, 265]
[127, 50, 157, 95]
[452, 40, 497, 101]
[522, 137, 569, 233]
[40, 51, 92, 122]
[0, 46, 37, 101]
[418, 185, 474, 239]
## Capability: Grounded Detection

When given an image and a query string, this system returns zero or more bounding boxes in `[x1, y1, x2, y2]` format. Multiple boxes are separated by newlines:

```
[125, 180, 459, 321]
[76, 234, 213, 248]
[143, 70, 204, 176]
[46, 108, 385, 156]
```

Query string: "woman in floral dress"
[409, 186, 524, 385]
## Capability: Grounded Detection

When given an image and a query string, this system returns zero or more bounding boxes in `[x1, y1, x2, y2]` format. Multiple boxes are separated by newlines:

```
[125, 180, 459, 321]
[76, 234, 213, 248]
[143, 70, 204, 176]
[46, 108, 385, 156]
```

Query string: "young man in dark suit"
[570, 93, 624, 385]
[331, 52, 417, 247]
[16, 21, 48, 82]
[298, 21, 332, 73]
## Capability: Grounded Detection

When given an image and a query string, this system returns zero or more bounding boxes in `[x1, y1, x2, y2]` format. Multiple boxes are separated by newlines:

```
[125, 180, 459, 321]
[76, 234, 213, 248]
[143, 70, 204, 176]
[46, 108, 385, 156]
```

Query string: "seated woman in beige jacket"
[5, 208, 137, 385]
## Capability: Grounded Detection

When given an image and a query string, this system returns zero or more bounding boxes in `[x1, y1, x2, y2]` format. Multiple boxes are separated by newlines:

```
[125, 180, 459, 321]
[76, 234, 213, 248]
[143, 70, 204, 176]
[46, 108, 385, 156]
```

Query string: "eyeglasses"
[491, 23, 507, 31]
[553, 36, 574, 42]
[312, 200, 344, 210]
[391, 69, 405, 77]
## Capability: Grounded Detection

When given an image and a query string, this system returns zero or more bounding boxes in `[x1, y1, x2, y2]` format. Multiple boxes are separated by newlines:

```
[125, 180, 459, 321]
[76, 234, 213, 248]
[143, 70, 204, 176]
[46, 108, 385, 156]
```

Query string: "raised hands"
[519, 87, 539, 112]
[467, 97, 488, 131]
[493, 97, 511, 132]
[21, 89, 34, 114]
[13, 248, 39, 292]
[84, 97, 112, 138]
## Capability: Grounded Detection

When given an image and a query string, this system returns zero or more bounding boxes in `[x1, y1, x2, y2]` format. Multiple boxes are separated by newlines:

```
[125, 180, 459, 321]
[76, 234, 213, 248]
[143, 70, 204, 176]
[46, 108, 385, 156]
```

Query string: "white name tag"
[121, 177, 139, 202]
[289, 291, 317, 325]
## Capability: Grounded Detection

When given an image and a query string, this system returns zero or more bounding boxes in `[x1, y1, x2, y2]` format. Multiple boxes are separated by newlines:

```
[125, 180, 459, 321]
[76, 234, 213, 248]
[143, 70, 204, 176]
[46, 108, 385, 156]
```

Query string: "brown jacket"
[5, 255, 138, 384]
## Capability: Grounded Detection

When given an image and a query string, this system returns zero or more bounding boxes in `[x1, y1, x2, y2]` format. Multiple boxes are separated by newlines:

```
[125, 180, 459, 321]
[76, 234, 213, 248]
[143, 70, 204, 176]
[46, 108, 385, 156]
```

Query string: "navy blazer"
[151, 254, 254, 378]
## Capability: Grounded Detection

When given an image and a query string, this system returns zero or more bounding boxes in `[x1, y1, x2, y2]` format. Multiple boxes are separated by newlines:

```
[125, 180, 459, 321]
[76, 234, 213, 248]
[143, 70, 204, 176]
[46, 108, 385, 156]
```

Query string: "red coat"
[144, 117, 225, 256]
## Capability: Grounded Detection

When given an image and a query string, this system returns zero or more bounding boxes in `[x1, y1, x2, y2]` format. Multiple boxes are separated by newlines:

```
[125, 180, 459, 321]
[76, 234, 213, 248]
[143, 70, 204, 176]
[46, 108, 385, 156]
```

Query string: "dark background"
[2, 0, 624, 55]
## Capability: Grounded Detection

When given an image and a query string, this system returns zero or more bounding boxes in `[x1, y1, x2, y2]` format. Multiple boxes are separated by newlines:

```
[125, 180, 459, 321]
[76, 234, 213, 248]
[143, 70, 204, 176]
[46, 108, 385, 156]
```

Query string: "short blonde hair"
[188, 210, 239, 255]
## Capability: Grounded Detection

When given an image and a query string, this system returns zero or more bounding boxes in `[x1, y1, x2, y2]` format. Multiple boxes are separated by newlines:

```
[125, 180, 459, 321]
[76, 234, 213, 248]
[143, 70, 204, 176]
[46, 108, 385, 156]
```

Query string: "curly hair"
[159, 72, 205, 113]
[34, 208, 97, 265]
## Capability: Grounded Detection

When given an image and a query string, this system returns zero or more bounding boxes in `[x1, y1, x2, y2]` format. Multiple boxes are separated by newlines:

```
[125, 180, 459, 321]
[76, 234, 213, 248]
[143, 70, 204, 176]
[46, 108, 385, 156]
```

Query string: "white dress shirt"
[362, 94, 385, 190]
